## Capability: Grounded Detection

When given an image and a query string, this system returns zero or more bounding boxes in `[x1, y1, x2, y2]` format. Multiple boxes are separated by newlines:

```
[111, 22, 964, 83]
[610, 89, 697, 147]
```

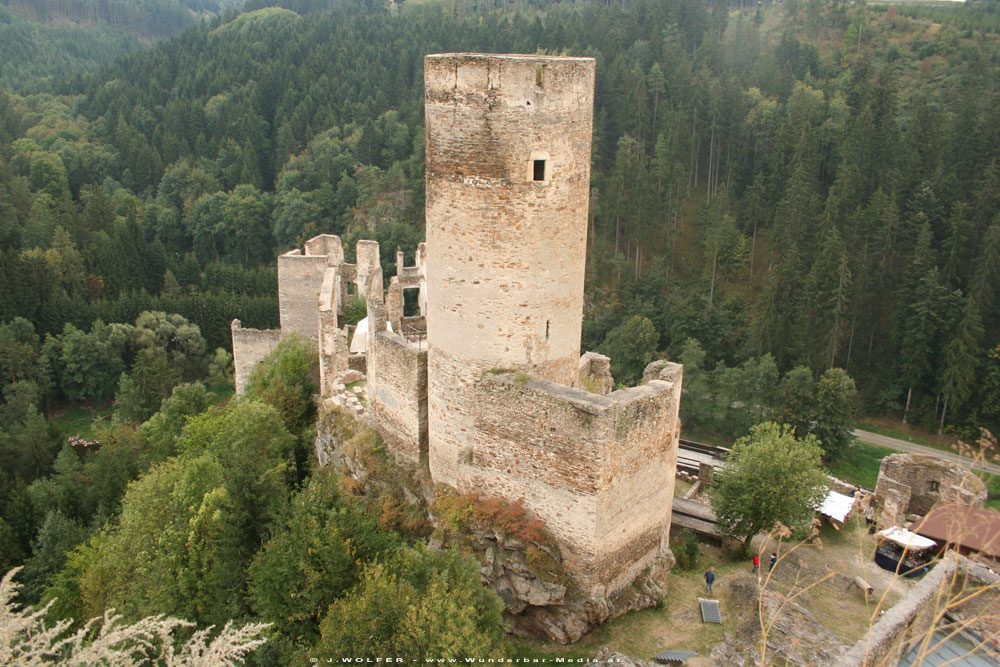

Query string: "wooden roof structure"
[909, 503, 1000, 559]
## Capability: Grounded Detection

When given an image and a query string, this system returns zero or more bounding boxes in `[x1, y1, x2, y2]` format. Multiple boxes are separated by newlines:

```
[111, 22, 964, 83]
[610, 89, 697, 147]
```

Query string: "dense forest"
[0, 4, 144, 90]
[0, 0, 245, 91]
[3, 0, 1000, 659]
[2, 0, 241, 37]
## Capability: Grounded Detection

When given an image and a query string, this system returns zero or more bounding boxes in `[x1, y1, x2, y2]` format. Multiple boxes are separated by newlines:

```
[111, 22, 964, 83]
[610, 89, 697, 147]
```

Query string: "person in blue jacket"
[705, 567, 716, 592]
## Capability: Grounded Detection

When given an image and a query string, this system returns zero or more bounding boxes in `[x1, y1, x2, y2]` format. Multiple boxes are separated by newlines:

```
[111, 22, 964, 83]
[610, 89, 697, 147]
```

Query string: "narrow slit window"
[533, 159, 546, 182]
[545, 320, 550, 340]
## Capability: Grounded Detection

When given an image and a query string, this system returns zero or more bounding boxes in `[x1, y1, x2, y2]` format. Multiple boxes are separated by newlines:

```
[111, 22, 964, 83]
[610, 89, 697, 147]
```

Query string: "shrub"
[672, 528, 700, 571]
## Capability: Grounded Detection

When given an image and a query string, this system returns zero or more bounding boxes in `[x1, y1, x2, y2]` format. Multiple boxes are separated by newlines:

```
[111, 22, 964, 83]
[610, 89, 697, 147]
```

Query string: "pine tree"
[971, 221, 1000, 319]
[939, 298, 984, 433]
[899, 266, 948, 424]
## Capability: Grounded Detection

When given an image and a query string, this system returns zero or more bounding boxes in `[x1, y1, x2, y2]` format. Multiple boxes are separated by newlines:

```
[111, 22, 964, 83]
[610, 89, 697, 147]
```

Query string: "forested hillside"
[1, 0, 242, 38]
[0, 5, 143, 91]
[3, 0, 1000, 659]
[3, 0, 1000, 434]
[0, 0, 246, 91]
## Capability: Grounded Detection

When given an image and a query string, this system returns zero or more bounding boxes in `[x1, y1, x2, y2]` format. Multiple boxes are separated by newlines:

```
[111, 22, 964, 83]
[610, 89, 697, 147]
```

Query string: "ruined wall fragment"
[231, 319, 283, 395]
[277, 249, 327, 341]
[366, 329, 428, 464]
[875, 453, 987, 522]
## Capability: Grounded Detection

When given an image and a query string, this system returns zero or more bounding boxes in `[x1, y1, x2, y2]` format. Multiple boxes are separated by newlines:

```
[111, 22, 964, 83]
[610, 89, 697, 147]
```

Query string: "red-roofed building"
[909, 503, 1000, 559]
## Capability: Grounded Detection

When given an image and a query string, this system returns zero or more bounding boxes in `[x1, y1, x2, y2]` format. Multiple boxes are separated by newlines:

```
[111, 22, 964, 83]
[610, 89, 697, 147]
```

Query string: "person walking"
[752, 554, 760, 574]
[769, 552, 777, 571]
[705, 567, 716, 592]
[864, 504, 876, 534]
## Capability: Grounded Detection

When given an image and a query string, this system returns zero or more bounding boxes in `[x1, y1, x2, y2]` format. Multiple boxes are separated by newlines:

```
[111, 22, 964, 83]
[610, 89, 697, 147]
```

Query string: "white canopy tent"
[877, 526, 937, 552]
[349, 317, 393, 354]
[818, 490, 856, 524]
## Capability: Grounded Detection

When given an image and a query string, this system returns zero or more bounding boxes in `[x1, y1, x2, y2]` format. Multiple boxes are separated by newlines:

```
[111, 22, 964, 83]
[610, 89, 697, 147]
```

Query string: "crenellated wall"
[466, 362, 682, 595]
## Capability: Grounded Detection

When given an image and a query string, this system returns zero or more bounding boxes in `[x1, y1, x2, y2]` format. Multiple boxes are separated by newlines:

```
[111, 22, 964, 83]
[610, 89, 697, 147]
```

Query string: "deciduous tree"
[710, 422, 827, 544]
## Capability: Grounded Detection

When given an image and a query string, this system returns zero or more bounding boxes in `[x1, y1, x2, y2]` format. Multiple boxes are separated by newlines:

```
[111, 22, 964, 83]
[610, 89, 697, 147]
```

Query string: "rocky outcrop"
[68, 435, 101, 455]
[313, 406, 433, 535]
[510, 563, 671, 644]
[456, 521, 672, 643]
[318, 405, 673, 644]
[710, 576, 845, 666]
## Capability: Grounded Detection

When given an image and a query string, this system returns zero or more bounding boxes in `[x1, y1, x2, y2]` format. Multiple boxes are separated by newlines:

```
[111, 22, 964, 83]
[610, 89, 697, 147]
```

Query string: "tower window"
[545, 320, 550, 340]
[528, 151, 550, 182]
[533, 159, 546, 182]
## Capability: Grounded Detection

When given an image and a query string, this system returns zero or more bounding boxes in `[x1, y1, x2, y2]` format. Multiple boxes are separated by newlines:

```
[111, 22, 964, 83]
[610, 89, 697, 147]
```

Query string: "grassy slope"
[49, 382, 234, 438]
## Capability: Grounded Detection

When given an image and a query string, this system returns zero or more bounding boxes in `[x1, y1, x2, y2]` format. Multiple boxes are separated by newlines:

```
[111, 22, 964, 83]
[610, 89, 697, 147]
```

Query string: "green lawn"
[827, 442, 895, 489]
[50, 403, 115, 439]
[856, 416, 959, 454]
[510, 550, 731, 660]
[679, 424, 734, 448]
[983, 474, 1000, 512]
[50, 381, 235, 439]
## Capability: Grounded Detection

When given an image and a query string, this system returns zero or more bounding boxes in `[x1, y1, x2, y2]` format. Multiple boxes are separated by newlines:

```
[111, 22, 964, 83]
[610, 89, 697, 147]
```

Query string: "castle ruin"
[233, 53, 682, 628]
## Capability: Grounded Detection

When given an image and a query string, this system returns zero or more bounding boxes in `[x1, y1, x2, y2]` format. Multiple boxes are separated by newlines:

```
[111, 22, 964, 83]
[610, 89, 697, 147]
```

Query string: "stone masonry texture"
[231, 319, 283, 395]
[367, 329, 428, 464]
[875, 452, 987, 521]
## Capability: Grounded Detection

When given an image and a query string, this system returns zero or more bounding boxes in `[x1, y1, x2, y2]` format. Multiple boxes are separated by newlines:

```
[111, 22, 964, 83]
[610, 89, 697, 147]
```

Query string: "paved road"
[852, 428, 1000, 476]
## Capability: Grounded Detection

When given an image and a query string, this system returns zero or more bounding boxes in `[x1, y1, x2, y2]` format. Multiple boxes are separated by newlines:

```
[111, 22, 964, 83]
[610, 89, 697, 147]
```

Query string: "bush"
[672, 528, 700, 571]
[244, 335, 319, 439]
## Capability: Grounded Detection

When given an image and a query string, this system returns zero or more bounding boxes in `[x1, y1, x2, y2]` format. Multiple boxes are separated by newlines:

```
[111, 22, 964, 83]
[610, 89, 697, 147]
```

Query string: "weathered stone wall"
[304, 234, 344, 260]
[396, 243, 428, 317]
[386, 278, 404, 331]
[231, 319, 283, 395]
[578, 351, 614, 395]
[420, 54, 682, 599]
[463, 363, 681, 596]
[424, 53, 593, 385]
[425, 52, 595, 493]
[875, 453, 987, 521]
[396, 243, 427, 288]
[596, 362, 682, 594]
[318, 265, 354, 396]
[366, 328, 428, 464]
[277, 249, 327, 341]
[355, 240, 383, 299]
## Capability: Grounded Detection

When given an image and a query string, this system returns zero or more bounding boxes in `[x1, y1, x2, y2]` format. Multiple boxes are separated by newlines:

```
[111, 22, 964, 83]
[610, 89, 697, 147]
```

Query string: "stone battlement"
[469, 363, 681, 595]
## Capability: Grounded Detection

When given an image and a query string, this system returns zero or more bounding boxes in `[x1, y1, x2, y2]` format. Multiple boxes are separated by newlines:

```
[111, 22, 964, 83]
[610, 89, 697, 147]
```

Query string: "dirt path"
[853, 428, 1000, 476]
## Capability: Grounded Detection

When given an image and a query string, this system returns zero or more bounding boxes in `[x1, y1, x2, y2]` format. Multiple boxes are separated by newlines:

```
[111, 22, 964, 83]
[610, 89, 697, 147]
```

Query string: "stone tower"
[235, 55, 682, 626]
[424, 53, 595, 489]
